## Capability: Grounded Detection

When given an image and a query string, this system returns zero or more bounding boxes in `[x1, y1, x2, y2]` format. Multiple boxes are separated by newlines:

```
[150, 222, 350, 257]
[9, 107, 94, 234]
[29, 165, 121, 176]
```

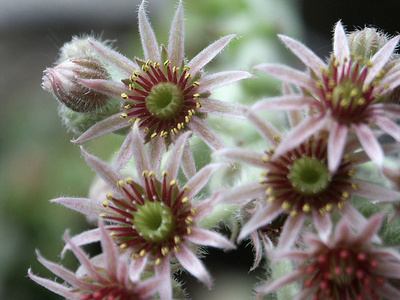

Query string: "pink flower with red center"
[257, 214, 400, 300]
[72, 1, 252, 153]
[252, 21, 400, 172]
[52, 122, 235, 299]
[28, 221, 161, 300]
[215, 107, 400, 251]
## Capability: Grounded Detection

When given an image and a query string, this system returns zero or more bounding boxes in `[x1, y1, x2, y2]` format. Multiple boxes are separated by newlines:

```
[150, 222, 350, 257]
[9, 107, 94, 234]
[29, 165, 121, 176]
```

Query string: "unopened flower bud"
[347, 27, 389, 61]
[42, 37, 111, 112]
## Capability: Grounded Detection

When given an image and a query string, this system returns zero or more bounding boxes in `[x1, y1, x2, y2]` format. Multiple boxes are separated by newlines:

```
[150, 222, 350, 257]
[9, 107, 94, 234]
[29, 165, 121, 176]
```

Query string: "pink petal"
[277, 214, 305, 251]
[214, 148, 266, 169]
[253, 63, 320, 95]
[129, 256, 148, 282]
[134, 276, 163, 299]
[185, 163, 222, 199]
[333, 21, 350, 62]
[256, 269, 304, 298]
[175, 244, 212, 289]
[312, 210, 332, 243]
[352, 122, 384, 166]
[238, 202, 283, 242]
[35, 251, 96, 291]
[72, 114, 129, 143]
[250, 231, 263, 271]
[148, 135, 164, 173]
[165, 131, 192, 179]
[51, 197, 107, 217]
[60, 228, 101, 257]
[155, 259, 172, 300]
[188, 34, 238, 76]
[328, 121, 348, 173]
[167, 0, 184, 67]
[278, 34, 326, 75]
[28, 269, 76, 299]
[353, 213, 383, 246]
[215, 182, 267, 206]
[378, 67, 400, 93]
[250, 95, 319, 112]
[98, 221, 118, 282]
[181, 139, 196, 179]
[273, 114, 328, 159]
[353, 180, 400, 202]
[80, 147, 126, 197]
[375, 263, 400, 278]
[197, 71, 255, 94]
[114, 129, 134, 171]
[88, 38, 139, 77]
[64, 232, 108, 285]
[78, 78, 129, 99]
[187, 228, 236, 249]
[131, 122, 151, 177]
[138, 1, 161, 63]
[376, 283, 400, 299]
[374, 115, 400, 142]
[198, 98, 245, 118]
[246, 110, 281, 145]
[365, 36, 400, 86]
[187, 115, 225, 150]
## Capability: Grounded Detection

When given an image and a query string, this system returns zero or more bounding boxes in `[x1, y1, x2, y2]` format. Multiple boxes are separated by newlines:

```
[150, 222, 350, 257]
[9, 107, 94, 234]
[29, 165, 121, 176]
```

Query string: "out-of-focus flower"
[28, 221, 161, 300]
[214, 107, 400, 251]
[256, 214, 400, 300]
[72, 0, 253, 151]
[52, 122, 235, 299]
[253, 21, 400, 172]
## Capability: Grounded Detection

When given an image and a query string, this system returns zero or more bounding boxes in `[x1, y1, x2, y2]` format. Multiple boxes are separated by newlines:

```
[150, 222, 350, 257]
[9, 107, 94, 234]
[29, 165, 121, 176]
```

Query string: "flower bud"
[42, 37, 111, 112]
[347, 27, 388, 61]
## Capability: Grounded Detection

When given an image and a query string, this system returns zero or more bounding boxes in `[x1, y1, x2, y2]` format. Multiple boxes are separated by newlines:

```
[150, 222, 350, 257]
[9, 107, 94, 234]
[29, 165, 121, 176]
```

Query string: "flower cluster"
[31, 1, 400, 299]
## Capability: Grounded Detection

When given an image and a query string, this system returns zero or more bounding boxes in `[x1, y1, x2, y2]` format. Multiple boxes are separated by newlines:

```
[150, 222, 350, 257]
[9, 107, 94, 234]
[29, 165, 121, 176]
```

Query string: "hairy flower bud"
[42, 37, 112, 112]
[347, 27, 389, 61]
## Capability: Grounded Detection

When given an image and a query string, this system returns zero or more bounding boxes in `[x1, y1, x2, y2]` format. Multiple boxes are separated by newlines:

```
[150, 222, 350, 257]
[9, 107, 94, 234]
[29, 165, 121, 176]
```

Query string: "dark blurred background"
[1, 0, 399, 299]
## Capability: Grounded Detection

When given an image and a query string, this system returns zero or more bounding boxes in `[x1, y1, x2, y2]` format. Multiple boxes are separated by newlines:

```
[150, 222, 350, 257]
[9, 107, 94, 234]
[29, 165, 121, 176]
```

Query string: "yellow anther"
[170, 180, 177, 186]
[190, 208, 197, 215]
[273, 135, 281, 142]
[172, 66, 179, 73]
[337, 201, 344, 209]
[132, 253, 139, 260]
[130, 75, 137, 82]
[193, 81, 200, 87]
[282, 201, 291, 211]
[326, 92, 332, 101]
[155, 258, 162, 265]
[120, 113, 128, 119]
[174, 245, 181, 253]
[173, 128, 178, 135]
[383, 84, 390, 89]
[121, 93, 129, 99]
[196, 102, 202, 108]
[177, 123, 182, 130]
[350, 88, 358, 98]
[267, 196, 275, 203]
[174, 236, 181, 244]
[139, 249, 146, 257]
[342, 191, 350, 199]
[269, 146, 275, 155]
[164, 60, 171, 66]
[110, 231, 116, 237]
[180, 122, 185, 129]
[124, 104, 132, 110]
[129, 83, 135, 90]
[290, 210, 298, 217]
[266, 187, 273, 195]
[146, 60, 153, 66]
[99, 213, 106, 218]
[106, 193, 113, 200]
[181, 197, 188, 203]
[185, 73, 192, 80]
[102, 200, 109, 207]
[188, 110, 193, 116]
[185, 116, 190, 123]
[151, 132, 158, 139]
[141, 64, 149, 72]
[144, 127, 149, 134]
[187, 228, 193, 234]
[262, 156, 269, 163]
[319, 208, 326, 215]
[348, 169, 356, 177]
[129, 118, 136, 124]
[357, 98, 366, 105]
[302, 203, 311, 213]
[191, 109, 196, 115]
[133, 70, 140, 76]
[366, 60, 373, 68]
[316, 81, 323, 89]
[351, 183, 358, 190]
[148, 171, 156, 178]
[161, 246, 169, 256]
[328, 79, 336, 89]
[120, 243, 127, 249]
[117, 180, 125, 188]
[183, 185, 191, 192]
[193, 93, 200, 100]
[325, 203, 333, 212]
[154, 62, 160, 69]
[142, 170, 149, 177]
[185, 216, 194, 224]
[183, 65, 191, 72]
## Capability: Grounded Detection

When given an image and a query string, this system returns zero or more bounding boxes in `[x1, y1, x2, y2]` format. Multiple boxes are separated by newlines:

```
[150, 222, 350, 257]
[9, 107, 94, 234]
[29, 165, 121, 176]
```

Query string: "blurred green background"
[1, 0, 399, 299]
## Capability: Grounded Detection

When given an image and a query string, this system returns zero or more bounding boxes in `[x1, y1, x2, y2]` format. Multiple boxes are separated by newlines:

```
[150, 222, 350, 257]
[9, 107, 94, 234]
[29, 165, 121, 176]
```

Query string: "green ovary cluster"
[289, 157, 330, 196]
[132, 199, 176, 243]
[145, 82, 185, 120]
